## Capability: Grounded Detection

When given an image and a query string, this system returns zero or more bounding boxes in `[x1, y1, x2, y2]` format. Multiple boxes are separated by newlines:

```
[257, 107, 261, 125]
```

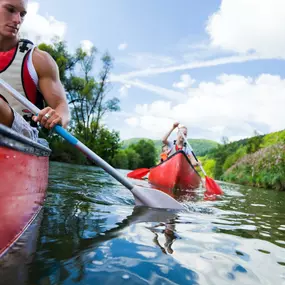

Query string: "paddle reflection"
[148, 222, 177, 255]
[27, 201, 182, 284]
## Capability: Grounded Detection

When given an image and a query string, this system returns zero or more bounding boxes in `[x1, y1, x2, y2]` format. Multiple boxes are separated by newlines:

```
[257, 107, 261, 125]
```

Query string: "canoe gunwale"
[150, 150, 200, 177]
[0, 124, 51, 157]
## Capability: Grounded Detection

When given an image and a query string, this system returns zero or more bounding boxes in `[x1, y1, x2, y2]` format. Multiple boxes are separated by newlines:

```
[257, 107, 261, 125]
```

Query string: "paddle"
[0, 78, 184, 210]
[127, 168, 150, 179]
[179, 129, 223, 195]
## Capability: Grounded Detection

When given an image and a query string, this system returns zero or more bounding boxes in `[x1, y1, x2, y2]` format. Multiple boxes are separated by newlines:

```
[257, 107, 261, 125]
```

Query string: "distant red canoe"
[148, 150, 201, 193]
[0, 124, 50, 258]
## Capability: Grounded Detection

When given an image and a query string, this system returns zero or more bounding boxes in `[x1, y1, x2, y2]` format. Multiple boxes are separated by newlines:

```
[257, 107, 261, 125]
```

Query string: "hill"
[121, 138, 219, 156]
[201, 129, 285, 190]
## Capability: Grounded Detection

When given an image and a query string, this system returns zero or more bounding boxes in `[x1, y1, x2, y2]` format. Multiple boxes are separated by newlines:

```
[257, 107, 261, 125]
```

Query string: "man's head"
[177, 126, 187, 143]
[0, 0, 27, 39]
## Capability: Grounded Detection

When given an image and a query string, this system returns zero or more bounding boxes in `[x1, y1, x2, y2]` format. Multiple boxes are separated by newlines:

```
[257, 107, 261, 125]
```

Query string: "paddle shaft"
[0, 78, 134, 191]
[0, 78, 185, 209]
[179, 129, 207, 176]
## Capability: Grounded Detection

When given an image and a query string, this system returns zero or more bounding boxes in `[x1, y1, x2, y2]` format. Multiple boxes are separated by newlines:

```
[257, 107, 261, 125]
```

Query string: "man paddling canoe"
[0, 0, 70, 142]
[162, 122, 201, 167]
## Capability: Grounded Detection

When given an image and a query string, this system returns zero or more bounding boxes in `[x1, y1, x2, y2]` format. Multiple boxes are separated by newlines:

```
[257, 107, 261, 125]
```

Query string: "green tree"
[130, 139, 157, 168]
[38, 40, 121, 165]
[246, 132, 263, 154]
[125, 148, 141, 170]
[112, 150, 129, 169]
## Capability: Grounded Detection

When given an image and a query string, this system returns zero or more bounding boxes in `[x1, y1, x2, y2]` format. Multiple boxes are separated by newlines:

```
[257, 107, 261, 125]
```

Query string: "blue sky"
[23, 0, 285, 142]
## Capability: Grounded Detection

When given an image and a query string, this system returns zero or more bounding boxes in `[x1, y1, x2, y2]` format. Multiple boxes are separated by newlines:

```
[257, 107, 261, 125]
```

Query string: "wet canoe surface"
[0, 124, 50, 258]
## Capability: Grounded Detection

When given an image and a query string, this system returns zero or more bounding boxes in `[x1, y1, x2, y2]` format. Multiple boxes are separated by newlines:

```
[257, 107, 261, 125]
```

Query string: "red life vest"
[0, 39, 44, 126]
[174, 140, 186, 152]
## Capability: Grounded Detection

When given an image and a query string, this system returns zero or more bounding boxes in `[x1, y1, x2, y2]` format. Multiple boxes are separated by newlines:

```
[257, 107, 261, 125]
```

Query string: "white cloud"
[173, 74, 196, 90]
[119, 84, 131, 98]
[80, 40, 94, 56]
[111, 77, 187, 102]
[112, 54, 264, 80]
[207, 0, 285, 58]
[118, 42, 128, 51]
[125, 117, 139, 127]
[116, 52, 176, 70]
[123, 74, 285, 141]
[20, 2, 66, 44]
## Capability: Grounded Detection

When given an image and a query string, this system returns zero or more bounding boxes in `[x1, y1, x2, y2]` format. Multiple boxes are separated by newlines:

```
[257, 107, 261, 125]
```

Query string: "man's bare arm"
[162, 122, 179, 145]
[32, 49, 70, 129]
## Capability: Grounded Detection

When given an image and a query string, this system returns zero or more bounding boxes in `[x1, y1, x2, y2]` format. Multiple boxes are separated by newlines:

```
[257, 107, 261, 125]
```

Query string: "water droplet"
[122, 274, 130, 280]
[92, 260, 103, 265]
[186, 275, 191, 281]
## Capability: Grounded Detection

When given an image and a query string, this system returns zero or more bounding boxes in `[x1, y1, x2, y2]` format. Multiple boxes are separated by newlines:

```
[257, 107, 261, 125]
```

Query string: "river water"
[3, 162, 285, 284]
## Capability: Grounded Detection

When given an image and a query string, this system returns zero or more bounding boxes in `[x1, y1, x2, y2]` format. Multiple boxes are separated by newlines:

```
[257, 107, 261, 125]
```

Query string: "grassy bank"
[200, 130, 285, 190]
[223, 144, 285, 190]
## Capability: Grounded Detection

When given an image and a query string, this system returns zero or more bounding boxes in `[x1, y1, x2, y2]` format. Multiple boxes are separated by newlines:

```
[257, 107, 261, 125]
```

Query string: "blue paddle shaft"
[54, 125, 78, 145]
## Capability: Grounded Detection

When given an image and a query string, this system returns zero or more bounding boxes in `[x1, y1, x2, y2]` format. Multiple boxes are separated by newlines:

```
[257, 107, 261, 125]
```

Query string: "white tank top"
[0, 40, 42, 124]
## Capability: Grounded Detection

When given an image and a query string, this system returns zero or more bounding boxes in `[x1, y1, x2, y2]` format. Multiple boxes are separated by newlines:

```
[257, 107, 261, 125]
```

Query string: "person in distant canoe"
[162, 122, 200, 167]
[0, 0, 70, 143]
[160, 144, 170, 162]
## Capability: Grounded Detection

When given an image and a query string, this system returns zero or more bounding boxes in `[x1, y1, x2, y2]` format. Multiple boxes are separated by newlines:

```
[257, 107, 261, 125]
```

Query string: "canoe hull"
[148, 151, 201, 192]
[0, 124, 50, 258]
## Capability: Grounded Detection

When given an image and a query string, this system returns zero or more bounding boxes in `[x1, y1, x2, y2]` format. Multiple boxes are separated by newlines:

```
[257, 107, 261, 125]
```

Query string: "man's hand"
[194, 160, 202, 167]
[173, 122, 179, 129]
[32, 106, 62, 129]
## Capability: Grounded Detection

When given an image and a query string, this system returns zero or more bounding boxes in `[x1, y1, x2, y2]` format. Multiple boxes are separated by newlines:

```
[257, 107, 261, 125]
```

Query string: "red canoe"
[148, 150, 201, 193]
[0, 124, 50, 258]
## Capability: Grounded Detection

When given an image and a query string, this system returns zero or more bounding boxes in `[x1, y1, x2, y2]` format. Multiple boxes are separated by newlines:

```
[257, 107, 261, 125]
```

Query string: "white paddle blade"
[131, 186, 184, 210]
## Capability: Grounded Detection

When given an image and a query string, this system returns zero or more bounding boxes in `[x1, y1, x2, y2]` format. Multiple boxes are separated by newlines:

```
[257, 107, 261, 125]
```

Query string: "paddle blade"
[127, 168, 149, 179]
[205, 177, 223, 195]
[131, 186, 184, 210]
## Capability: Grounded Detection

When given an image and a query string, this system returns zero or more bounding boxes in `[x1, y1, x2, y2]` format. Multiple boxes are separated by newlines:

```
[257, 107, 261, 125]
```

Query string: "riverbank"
[223, 143, 285, 191]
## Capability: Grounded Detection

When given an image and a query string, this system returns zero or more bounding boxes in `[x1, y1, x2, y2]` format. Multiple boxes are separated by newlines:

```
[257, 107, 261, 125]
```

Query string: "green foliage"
[111, 150, 129, 169]
[223, 147, 247, 171]
[91, 127, 121, 164]
[48, 135, 87, 165]
[125, 148, 141, 170]
[130, 139, 157, 168]
[246, 135, 263, 154]
[48, 125, 120, 165]
[38, 40, 121, 165]
[122, 138, 218, 156]
[201, 129, 285, 190]
[223, 144, 285, 190]
[112, 139, 156, 170]
[199, 157, 216, 178]
[262, 130, 285, 147]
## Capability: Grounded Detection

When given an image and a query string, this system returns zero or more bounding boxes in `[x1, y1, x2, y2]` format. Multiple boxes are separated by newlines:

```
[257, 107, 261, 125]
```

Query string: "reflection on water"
[2, 162, 285, 284]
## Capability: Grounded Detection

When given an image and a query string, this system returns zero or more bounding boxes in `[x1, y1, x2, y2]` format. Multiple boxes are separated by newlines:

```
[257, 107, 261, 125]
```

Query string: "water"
[3, 162, 285, 284]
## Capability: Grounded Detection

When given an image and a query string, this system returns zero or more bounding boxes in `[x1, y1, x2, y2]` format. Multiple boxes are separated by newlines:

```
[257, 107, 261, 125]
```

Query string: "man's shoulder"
[33, 48, 53, 64]
[32, 48, 58, 76]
